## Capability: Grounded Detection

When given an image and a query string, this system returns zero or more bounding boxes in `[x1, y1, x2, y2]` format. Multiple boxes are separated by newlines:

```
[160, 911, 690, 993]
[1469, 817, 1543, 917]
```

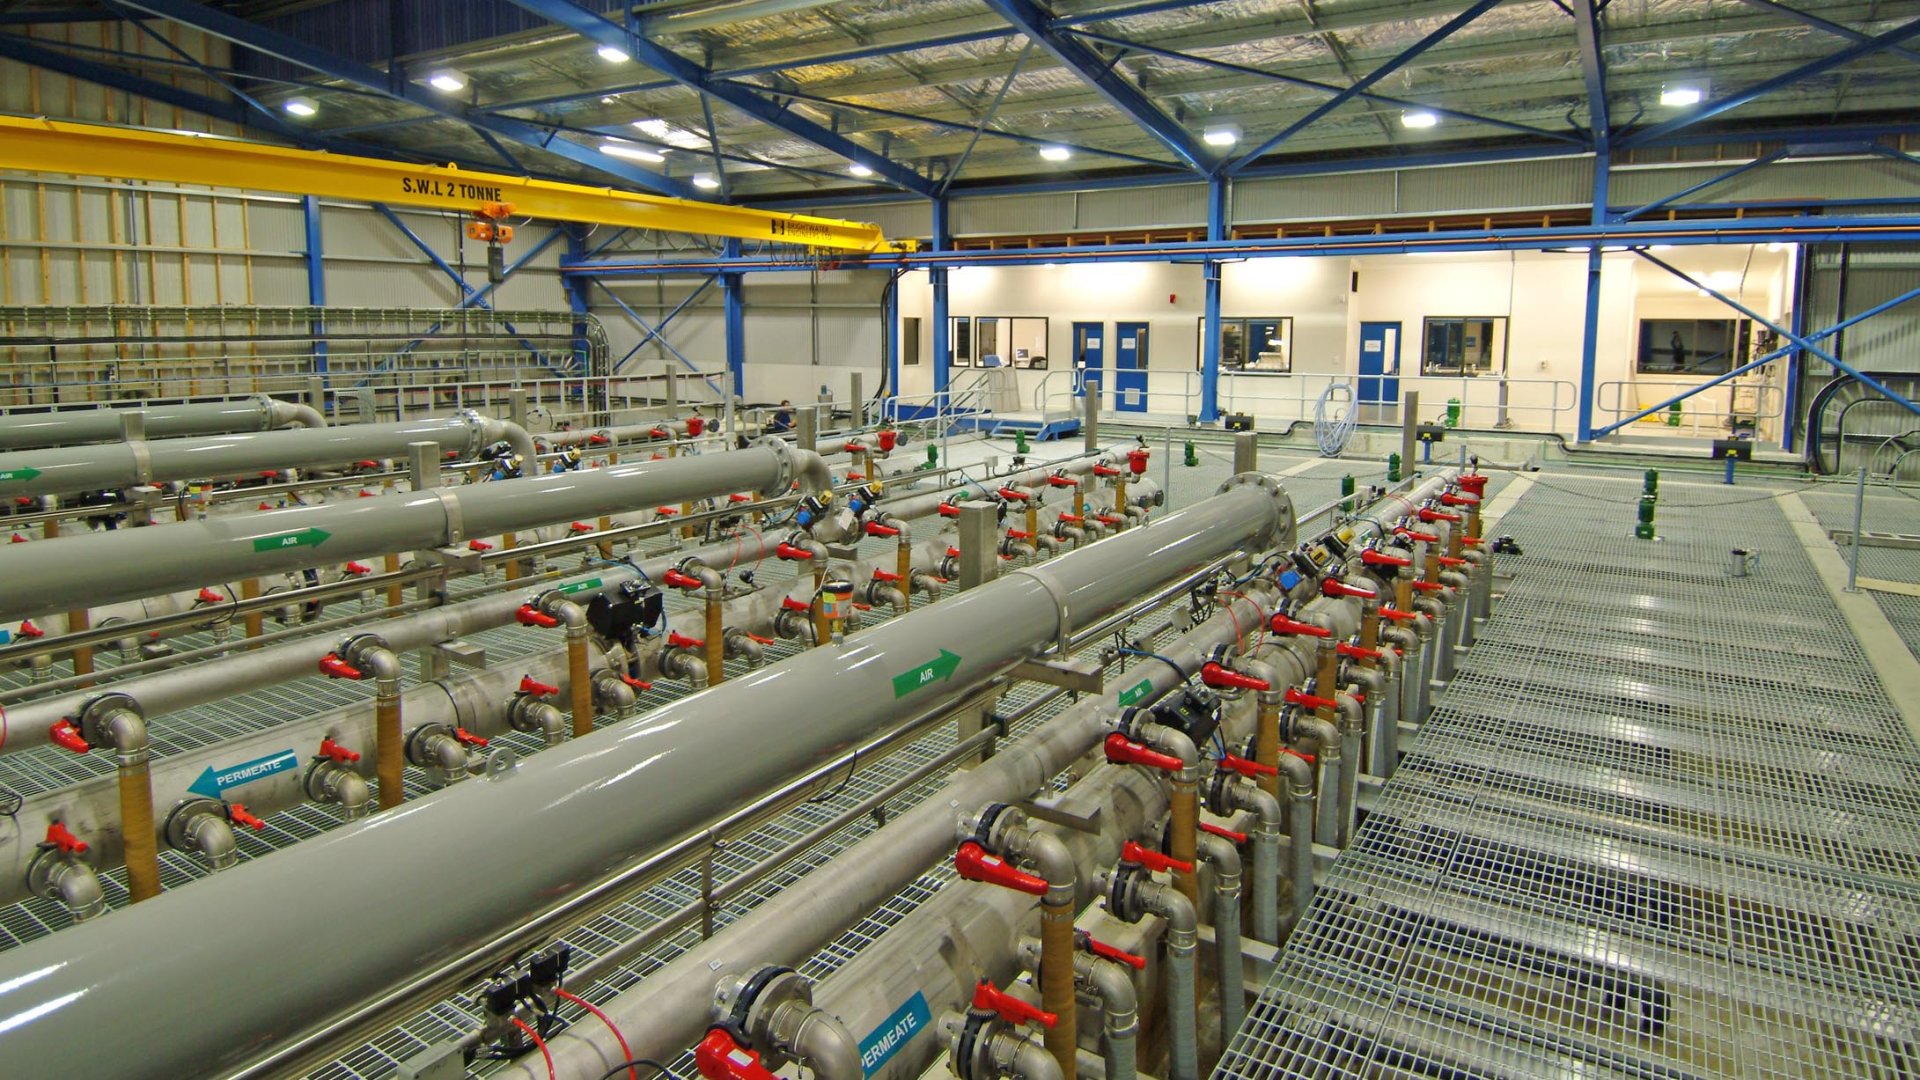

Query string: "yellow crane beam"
[0, 116, 914, 254]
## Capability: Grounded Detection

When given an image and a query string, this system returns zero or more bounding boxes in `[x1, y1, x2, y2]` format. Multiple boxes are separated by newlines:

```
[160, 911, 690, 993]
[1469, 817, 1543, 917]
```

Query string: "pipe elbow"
[789, 1009, 863, 1080]
[1294, 715, 1340, 761]
[1018, 828, 1077, 907]
[790, 449, 833, 495]
[331, 770, 372, 819]
[1001, 1032, 1065, 1080]
[725, 629, 767, 667]
[52, 861, 106, 923]
[1138, 721, 1199, 779]
[486, 418, 540, 470]
[1141, 880, 1199, 938]
[1230, 780, 1285, 829]
[1080, 954, 1139, 1029]
[272, 400, 327, 429]
[180, 810, 239, 871]
[1195, 830, 1243, 881]
[99, 707, 150, 767]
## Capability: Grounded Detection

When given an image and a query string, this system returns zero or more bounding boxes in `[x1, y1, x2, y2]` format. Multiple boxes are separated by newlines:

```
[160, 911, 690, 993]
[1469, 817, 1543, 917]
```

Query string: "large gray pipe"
[0, 477, 1289, 1078]
[0, 440, 826, 624]
[0, 413, 535, 498]
[0, 396, 324, 451]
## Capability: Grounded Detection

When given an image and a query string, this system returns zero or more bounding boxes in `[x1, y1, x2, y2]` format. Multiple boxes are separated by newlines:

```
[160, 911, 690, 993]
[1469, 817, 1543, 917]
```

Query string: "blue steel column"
[1201, 176, 1226, 423]
[1574, 1, 1608, 444]
[302, 195, 328, 382]
[931, 197, 952, 397]
[563, 227, 592, 375]
[722, 239, 746, 399]
[885, 272, 901, 420]
[1783, 246, 1807, 453]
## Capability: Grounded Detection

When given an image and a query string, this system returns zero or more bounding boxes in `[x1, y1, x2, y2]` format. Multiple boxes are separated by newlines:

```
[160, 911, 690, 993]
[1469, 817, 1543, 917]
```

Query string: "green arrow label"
[892, 649, 962, 698]
[559, 578, 604, 595]
[0, 467, 42, 483]
[251, 527, 332, 553]
[1118, 677, 1154, 707]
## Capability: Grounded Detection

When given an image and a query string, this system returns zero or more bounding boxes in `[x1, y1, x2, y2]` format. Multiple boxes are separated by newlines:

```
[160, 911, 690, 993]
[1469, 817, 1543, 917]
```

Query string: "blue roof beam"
[498, 0, 937, 197]
[1223, 0, 1504, 176]
[978, 0, 1215, 174]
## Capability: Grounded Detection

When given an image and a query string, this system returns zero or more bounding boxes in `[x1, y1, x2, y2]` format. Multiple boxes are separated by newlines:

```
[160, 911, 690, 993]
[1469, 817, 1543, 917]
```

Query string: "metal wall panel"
[953, 192, 1078, 236]
[1235, 171, 1400, 223]
[1398, 157, 1591, 214]
[1611, 157, 1920, 208]
[1078, 184, 1209, 231]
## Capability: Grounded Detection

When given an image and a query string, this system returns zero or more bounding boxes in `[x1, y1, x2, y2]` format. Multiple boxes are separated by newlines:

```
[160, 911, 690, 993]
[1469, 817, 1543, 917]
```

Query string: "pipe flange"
[1204, 767, 1236, 816]
[950, 1009, 996, 1080]
[74, 691, 139, 747]
[456, 409, 491, 457]
[1105, 863, 1149, 922]
[750, 436, 799, 497]
[962, 802, 1017, 849]
[163, 796, 226, 851]
[338, 632, 393, 668]
[1217, 471, 1296, 549]
[715, 965, 805, 1068]
[404, 722, 454, 766]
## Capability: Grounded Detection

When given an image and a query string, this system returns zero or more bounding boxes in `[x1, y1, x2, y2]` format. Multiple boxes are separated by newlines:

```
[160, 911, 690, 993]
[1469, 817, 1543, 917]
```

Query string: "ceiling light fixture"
[600, 141, 666, 163]
[427, 70, 466, 93]
[598, 44, 631, 63]
[632, 118, 671, 139]
[1202, 124, 1240, 147]
[1039, 145, 1072, 162]
[1660, 84, 1704, 107]
[283, 97, 317, 117]
[693, 172, 721, 190]
[1400, 110, 1438, 129]
[848, 163, 875, 177]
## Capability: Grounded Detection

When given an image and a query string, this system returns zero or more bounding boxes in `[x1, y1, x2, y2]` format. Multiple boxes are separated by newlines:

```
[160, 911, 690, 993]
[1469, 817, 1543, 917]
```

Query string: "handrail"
[1805, 371, 1920, 474]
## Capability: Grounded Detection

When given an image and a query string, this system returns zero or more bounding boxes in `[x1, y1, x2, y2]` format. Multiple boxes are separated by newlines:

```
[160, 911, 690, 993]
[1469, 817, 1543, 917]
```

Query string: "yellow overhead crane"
[0, 116, 915, 254]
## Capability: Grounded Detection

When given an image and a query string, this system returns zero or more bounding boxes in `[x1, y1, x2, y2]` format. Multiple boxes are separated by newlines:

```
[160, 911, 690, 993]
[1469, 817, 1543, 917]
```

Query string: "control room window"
[1421, 317, 1506, 376]
[948, 316, 972, 368]
[1197, 317, 1293, 374]
[1636, 318, 1748, 376]
[974, 316, 1050, 369]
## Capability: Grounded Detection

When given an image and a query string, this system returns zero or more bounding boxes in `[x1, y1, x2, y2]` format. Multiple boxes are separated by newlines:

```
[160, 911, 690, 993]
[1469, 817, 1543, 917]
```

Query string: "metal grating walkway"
[1219, 473, 1920, 1080]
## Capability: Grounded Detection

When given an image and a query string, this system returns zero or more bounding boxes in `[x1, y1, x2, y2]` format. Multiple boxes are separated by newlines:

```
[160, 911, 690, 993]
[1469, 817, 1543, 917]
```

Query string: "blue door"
[1358, 321, 1401, 406]
[1072, 321, 1104, 400]
[1114, 322, 1150, 414]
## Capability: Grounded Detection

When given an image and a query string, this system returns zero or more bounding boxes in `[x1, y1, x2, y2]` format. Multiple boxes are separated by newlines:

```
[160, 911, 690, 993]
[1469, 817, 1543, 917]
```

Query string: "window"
[948, 316, 972, 368]
[1421, 317, 1506, 376]
[1197, 317, 1293, 374]
[902, 317, 921, 367]
[973, 316, 1049, 369]
[1636, 318, 1749, 376]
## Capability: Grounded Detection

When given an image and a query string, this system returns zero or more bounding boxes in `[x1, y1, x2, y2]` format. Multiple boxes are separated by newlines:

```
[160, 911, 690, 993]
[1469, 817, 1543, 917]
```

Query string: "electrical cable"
[597, 1059, 676, 1080]
[554, 988, 639, 1080]
[1313, 381, 1358, 458]
[510, 1017, 556, 1080]
[1116, 647, 1186, 680]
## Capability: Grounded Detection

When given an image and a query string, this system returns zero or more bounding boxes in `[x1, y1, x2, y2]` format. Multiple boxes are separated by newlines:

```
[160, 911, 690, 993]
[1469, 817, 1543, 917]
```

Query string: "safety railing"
[1596, 377, 1784, 440]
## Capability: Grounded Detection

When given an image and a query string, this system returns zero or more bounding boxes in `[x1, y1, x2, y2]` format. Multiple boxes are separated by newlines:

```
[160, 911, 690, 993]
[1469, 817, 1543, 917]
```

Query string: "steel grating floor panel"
[1219, 473, 1920, 1080]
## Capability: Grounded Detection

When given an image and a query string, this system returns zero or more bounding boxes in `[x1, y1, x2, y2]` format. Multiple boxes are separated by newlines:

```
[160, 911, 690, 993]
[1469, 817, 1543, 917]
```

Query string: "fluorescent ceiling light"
[1400, 110, 1439, 129]
[1660, 84, 1704, 107]
[1202, 124, 1240, 147]
[848, 163, 875, 177]
[601, 95, 620, 105]
[597, 44, 631, 63]
[600, 141, 665, 163]
[427, 70, 466, 93]
[632, 118, 672, 139]
[283, 97, 317, 117]
[693, 173, 721, 190]
[1039, 145, 1072, 162]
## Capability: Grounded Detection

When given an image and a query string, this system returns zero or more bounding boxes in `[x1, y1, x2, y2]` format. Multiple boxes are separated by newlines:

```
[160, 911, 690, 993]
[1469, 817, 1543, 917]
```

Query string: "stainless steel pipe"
[0, 395, 323, 450]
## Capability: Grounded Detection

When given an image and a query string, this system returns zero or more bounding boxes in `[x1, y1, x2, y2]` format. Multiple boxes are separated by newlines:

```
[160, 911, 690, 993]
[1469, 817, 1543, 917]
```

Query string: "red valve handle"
[467, 539, 493, 552]
[1436, 555, 1468, 567]
[444, 450, 460, 460]
[1285, 747, 1317, 765]
[1440, 492, 1480, 507]
[1218, 753, 1278, 778]
[344, 561, 372, 576]
[1322, 579, 1378, 600]
[1284, 688, 1338, 712]
[775, 543, 813, 560]
[845, 472, 867, 482]
[662, 569, 704, 590]
[318, 654, 363, 680]
[746, 633, 775, 645]
[1104, 733, 1183, 772]
[1394, 528, 1441, 543]
[515, 604, 560, 629]
[1097, 514, 1122, 526]
[956, 840, 1049, 896]
[1418, 507, 1461, 524]
[937, 503, 961, 518]
[1378, 606, 1419, 623]
[49, 719, 91, 754]
[227, 803, 266, 830]
[1201, 821, 1250, 845]
[1006, 529, 1032, 540]
[453, 726, 489, 748]
[865, 521, 901, 538]
[972, 980, 1058, 1029]
[1121, 840, 1193, 875]
[1337, 642, 1386, 662]
[621, 674, 655, 691]
[1201, 662, 1271, 692]
[1058, 512, 1084, 524]
[997, 487, 1030, 501]
[728, 493, 751, 503]
[651, 454, 665, 461]
[6, 533, 23, 543]
[354, 459, 379, 470]
[44, 822, 87, 854]
[780, 597, 811, 613]
[1361, 549, 1412, 569]
[589, 433, 610, 446]
[197, 588, 225, 604]
[946, 546, 962, 558]
[17, 620, 44, 639]
[1410, 580, 1449, 593]
[318, 737, 361, 763]
[519, 675, 559, 697]
[649, 427, 670, 439]
[356, 490, 376, 499]
[1461, 535, 1484, 546]
[569, 521, 595, 534]
[1093, 464, 1122, 477]
[259, 470, 281, 480]
[1082, 935, 1148, 970]
[695, 1028, 777, 1080]
[872, 568, 901, 582]
[1047, 475, 1078, 488]
[655, 506, 679, 517]
[845, 441, 866, 452]
[668, 631, 704, 650]
[1268, 615, 1331, 637]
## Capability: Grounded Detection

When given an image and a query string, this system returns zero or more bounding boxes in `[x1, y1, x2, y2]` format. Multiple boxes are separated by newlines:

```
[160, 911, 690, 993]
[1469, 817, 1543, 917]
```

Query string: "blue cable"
[1116, 647, 1186, 681]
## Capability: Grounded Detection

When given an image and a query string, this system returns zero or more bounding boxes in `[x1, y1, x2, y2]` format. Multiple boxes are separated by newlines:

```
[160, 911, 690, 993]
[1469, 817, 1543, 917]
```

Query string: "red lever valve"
[197, 588, 225, 604]
[1284, 687, 1338, 712]
[467, 539, 493, 552]
[775, 543, 813, 561]
[1322, 579, 1378, 600]
[872, 568, 901, 583]
[1394, 527, 1440, 543]
[1436, 555, 1469, 567]
[1218, 753, 1278, 779]
[1269, 615, 1330, 638]
[1338, 642, 1387, 662]
[515, 604, 560, 628]
[695, 1028, 777, 1080]
[17, 620, 44, 639]
[1121, 840, 1193, 875]
[344, 561, 372, 576]
[1093, 464, 1122, 477]
[453, 727, 489, 748]
[668, 631, 704, 650]
[1104, 733, 1183, 772]
[780, 597, 811, 613]
[1058, 512, 1084, 524]
[997, 487, 1030, 501]
[864, 521, 901, 538]
[1410, 580, 1449, 593]
[519, 675, 559, 697]
[1418, 507, 1461, 524]
[662, 569, 704, 590]
[937, 503, 961, 518]
[1378, 606, 1420, 623]
[318, 653, 363, 680]
[1081, 935, 1148, 970]
[1201, 662, 1270, 692]
[1201, 822, 1250, 845]
[728, 493, 751, 503]
[972, 981, 1058, 1030]
[1047, 475, 1078, 488]
[1361, 549, 1412, 569]
[48, 719, 91, 754]
[317, 738, 360, 763]
[43, 822, 87, 854]
[227, 803, 266, 830]
[955, 840, 1049, 896]
[1440, 492, 1480, 507]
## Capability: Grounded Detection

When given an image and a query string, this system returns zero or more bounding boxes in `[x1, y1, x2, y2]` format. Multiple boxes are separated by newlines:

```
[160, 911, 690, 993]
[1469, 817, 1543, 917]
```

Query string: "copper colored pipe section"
[812, 566, 830, 647]
[385, 553, 403, 608]
[241, 578, 263, 646]
[897, 541, 913, 613]
[504, 532, 521, 582]
[1359, 604, 1381, 654]
[569, 626, 594, 738]
[68, 607, 93, 686]
[373, 659, 403, 810]
[1171, 780, 1200, 906]
[1041, 900, 1078, 1079]
[705, 596, 726, 686]
[1255, 701, 1281, 801]
[597, 516, 614, 559]
[1026, 503, 1039, 545]
[1115, 477, 1128, 528]
[118, 757, 159, 902]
